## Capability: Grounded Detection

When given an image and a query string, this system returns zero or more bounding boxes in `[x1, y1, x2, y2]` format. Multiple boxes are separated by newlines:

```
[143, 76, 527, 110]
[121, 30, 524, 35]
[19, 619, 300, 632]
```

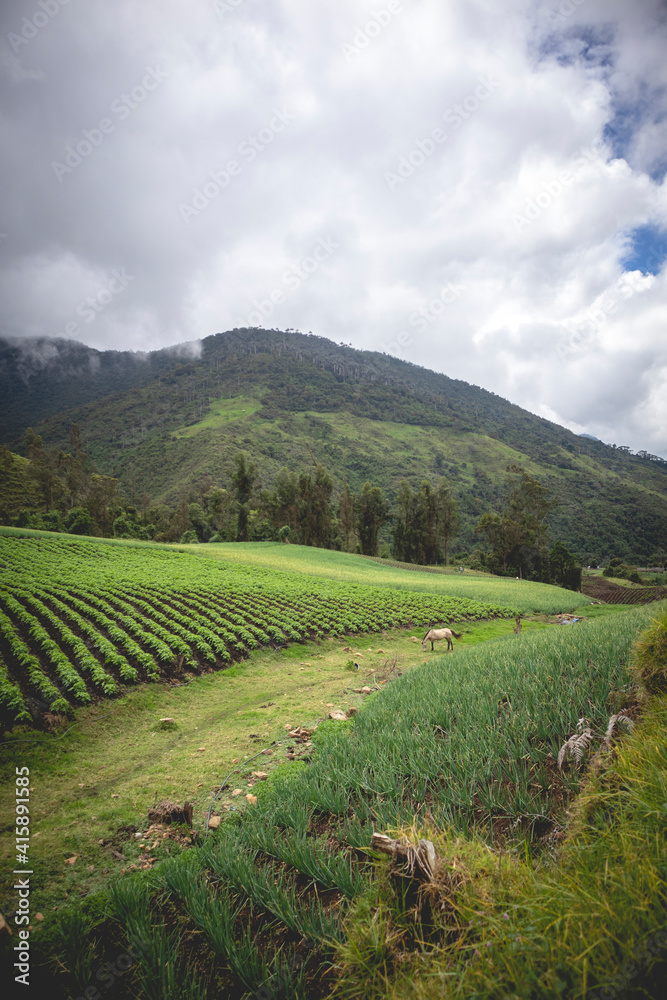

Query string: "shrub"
[630, 607, 667, 694]
[64, 507, 95, 535]
[41, 511, 63, 532]
[15, 509, 40, 528]
[603, 561, 643, 584]
[112, 514, 146, 539]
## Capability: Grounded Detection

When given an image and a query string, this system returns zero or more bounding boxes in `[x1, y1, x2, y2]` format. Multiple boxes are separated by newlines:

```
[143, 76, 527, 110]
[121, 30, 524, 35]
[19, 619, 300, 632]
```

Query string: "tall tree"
[169, 499, 191, 542]
[474, 511, 521, 572]
[475, 466, 556, 576]
[69, 423, 84, 458]
[392, 480, 413, 562]
[298, 464, 333, 547]
[435, 479, 460, 566]
[338, 475, 355, 553]
[86, 475, 119, 535]
[231, 453, 257, 541]
[507, 464, 555, 548]
[208, 487, 235, 539]
[356, 482, 388, 556]
[549, 540, 581, 591]
[269, 467, 299, 532]
[506, 465, 557, 576]
[24, 428, 61, 511]
[187, 503, 209, 542]
[392, 478, 459, 565]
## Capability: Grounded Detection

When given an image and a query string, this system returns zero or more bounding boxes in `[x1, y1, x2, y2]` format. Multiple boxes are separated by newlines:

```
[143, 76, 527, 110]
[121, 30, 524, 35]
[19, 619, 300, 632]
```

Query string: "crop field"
[184, 541, 591, 612]
[38, 603, 658, 1000]
[0, 531, 532, 727]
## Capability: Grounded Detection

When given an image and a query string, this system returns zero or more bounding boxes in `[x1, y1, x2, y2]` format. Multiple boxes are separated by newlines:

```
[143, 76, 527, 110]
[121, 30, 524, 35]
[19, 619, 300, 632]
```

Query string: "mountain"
[1, 328, 666, 562]
[0, 336, 199, 442]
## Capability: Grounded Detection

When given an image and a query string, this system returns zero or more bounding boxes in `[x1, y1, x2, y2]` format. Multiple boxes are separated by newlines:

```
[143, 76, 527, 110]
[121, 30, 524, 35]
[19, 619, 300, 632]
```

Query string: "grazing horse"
[422, 627, 463, 652]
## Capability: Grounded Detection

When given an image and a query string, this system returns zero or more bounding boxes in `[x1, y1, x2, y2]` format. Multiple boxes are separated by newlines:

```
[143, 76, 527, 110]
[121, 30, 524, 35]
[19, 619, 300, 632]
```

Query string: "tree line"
[169, 457, 583, 589]
[1, 431, 460, 562]
[2, 428, 591, 588]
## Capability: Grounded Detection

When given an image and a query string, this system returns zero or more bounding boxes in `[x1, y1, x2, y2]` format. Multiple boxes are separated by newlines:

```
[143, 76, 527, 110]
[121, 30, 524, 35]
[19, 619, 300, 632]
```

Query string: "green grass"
[290, 410, 542, 489]
[0, 618, 554, 919]
[172, 394, 263, 438]
[188, 541, 591, 613]
[4, 602, 657, 998]
[374, 695, 667, 1000]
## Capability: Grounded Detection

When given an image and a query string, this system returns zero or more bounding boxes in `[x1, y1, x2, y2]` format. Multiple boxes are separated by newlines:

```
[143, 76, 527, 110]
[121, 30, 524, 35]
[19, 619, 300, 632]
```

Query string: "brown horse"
[422, 627, 463, 652]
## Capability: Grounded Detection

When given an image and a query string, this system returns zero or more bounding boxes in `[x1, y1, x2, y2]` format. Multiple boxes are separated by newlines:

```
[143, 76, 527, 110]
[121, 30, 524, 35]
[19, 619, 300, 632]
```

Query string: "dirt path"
[0, 619, 547, 926]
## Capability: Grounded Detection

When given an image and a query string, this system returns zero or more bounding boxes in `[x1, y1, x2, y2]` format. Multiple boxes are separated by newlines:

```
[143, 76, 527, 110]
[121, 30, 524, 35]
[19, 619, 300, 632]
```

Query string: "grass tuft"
[630, 605, 667, 694]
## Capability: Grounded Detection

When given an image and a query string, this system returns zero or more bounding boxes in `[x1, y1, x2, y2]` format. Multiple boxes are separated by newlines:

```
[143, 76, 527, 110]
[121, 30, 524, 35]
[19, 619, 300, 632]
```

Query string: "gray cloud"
[0, 0, 666, 456]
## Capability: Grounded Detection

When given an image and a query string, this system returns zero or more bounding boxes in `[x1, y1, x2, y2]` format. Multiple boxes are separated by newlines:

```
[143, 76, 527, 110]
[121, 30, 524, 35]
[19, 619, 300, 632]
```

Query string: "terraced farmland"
[1, 528, 661, 999]
[581, 573, 667, 605]
[36, 603, 661, 1000]
[0, 531, 526, 727]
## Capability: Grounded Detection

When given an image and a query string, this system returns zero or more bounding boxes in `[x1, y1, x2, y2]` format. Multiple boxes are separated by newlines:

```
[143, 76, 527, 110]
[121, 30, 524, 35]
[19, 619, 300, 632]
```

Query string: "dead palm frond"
[604, 711, 634, 744]
[557, 728, 594, 769]
[558, 711, 635, 769]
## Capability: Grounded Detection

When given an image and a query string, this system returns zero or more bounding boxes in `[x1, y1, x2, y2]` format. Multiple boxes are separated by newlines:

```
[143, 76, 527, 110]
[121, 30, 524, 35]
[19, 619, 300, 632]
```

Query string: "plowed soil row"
[581, 577, 667, 605]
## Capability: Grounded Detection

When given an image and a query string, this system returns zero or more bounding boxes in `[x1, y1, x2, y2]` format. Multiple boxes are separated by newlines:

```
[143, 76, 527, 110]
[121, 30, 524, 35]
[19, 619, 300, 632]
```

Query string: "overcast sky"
[1, 0, 666, 457]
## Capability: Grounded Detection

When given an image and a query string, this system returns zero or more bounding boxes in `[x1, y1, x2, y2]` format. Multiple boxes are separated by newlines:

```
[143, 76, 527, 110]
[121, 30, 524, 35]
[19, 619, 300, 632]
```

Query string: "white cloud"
[0, 0, 665, 455]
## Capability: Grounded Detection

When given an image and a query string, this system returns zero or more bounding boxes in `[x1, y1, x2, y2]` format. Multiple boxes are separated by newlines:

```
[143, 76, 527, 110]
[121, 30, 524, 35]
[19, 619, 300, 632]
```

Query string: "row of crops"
[193, 541, 594, 613]
[54, 606, 658, 999]
[0, 533, 521, 725]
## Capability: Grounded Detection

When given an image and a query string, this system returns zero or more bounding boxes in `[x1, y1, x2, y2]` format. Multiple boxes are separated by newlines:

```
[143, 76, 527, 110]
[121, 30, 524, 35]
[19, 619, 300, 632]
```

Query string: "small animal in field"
[513, 617, 522, 634]
[422, 627, 463, 652]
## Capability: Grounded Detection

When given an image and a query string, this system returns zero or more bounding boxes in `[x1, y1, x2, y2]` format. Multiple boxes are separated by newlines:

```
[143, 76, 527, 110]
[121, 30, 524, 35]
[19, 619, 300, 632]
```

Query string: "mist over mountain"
[1, 328, 666, 562]
[0, 328, 618, 447]
[0, 336, 202, 441]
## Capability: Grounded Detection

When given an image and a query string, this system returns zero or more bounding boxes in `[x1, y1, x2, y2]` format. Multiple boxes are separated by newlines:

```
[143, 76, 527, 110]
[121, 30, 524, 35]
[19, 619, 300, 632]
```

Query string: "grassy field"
[173, 395, 263, 439]
[0, 617, 554, 930]
[1, 598, 657, 999]
[187, 541, 591, 612]
[3, 527, 657, 999]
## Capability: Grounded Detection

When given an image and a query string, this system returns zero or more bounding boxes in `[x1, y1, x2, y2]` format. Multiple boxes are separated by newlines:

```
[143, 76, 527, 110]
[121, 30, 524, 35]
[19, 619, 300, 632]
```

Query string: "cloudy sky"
[1, 0, 666, 457]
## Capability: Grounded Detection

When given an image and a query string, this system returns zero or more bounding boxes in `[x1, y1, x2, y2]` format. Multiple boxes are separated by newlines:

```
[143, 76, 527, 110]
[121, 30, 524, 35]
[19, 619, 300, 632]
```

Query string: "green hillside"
[2, 329, 667, 562]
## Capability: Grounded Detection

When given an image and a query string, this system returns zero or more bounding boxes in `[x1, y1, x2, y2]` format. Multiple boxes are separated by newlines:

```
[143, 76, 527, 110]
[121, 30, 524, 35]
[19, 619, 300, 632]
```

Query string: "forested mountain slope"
[1, 329, 666, 561]
[0, 336, 198, 441]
